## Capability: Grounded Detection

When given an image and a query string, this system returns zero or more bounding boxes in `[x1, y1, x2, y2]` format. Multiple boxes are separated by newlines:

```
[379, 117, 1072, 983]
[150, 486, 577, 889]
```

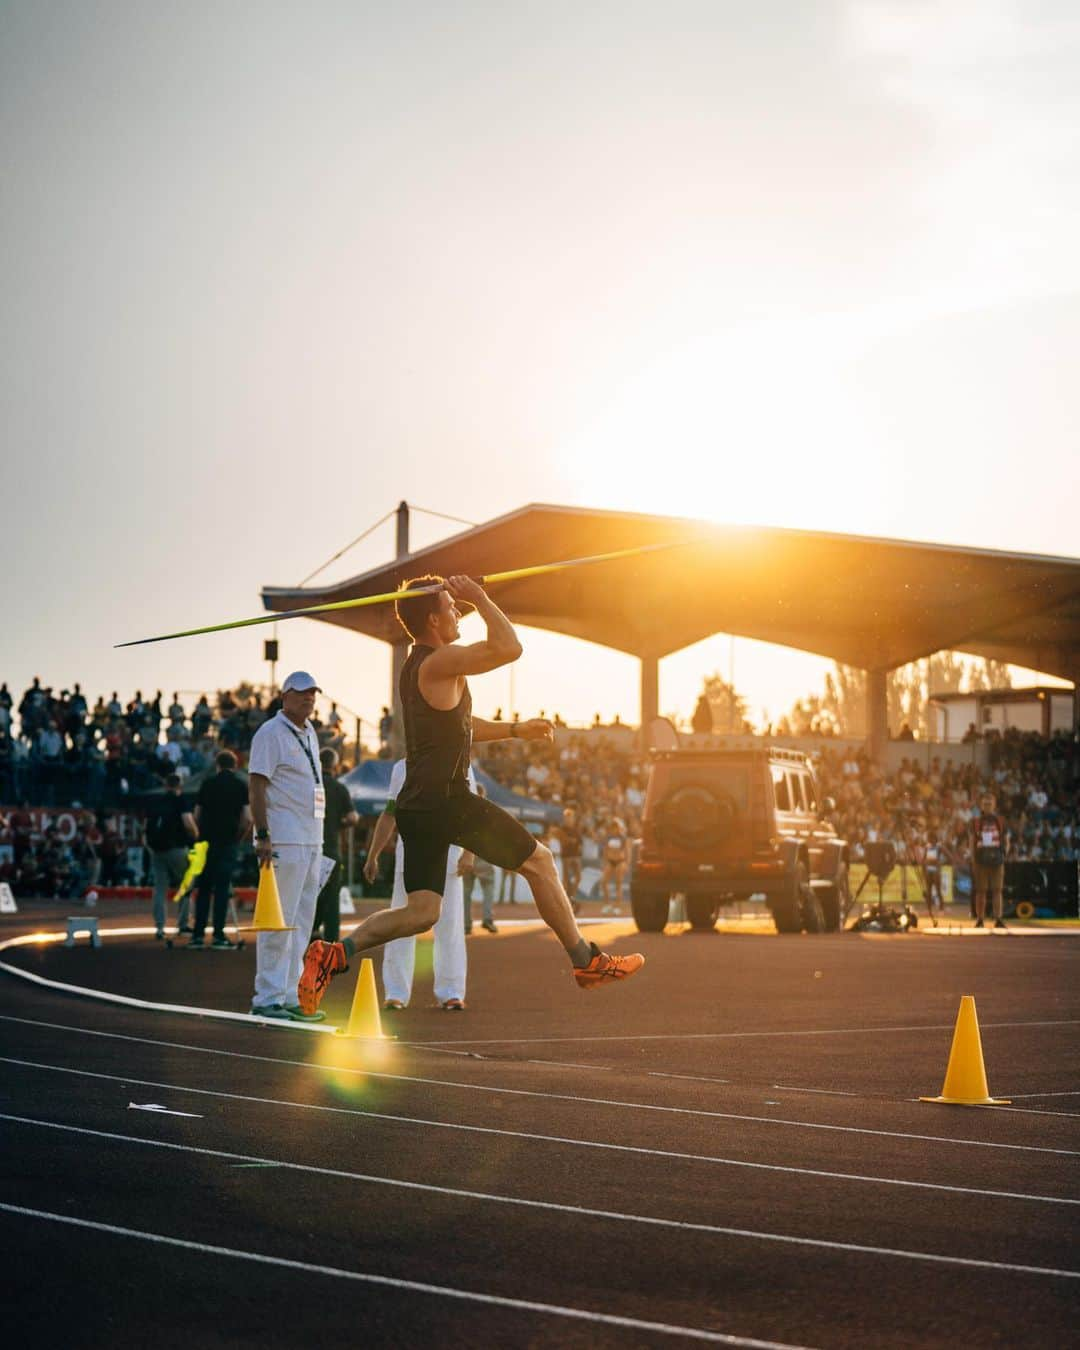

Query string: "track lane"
[3, 1053, 1078, 1208]
[2, 1110, 1077, 1350]
[2, 1048, 1077, 1277]
[3, 917, 1078, 1349]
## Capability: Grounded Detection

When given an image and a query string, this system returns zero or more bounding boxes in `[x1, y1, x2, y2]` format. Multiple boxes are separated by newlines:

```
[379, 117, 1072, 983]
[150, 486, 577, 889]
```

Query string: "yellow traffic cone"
[920, 996, 1010, 1105]
[340, 958, 389, 1039]
[240, 863, 295, 933]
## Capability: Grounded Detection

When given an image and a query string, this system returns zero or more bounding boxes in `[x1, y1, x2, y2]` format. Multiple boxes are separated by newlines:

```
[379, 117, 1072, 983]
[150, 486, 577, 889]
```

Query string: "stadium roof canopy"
[262, 503, 1080, 681]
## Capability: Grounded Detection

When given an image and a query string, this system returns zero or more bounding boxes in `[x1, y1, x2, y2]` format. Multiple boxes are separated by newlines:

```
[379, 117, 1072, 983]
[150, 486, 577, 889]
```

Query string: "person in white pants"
[364, 758, 469, 1011]
[248, 671, 328, 1022]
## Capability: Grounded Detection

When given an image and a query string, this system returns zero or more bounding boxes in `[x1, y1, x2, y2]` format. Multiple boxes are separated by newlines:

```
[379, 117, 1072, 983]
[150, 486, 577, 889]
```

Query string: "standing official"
[189, 749, 250, 949]
[248, 671, 327, 1021]
[311, 747, 359, 943]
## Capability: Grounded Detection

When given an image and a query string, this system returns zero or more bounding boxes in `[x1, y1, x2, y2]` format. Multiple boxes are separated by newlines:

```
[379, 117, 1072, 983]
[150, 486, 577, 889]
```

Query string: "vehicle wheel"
[686, 897, 719, 931]
[631, 892, 669, 933]
[819, 864, 848, 932]
[801, 891, 826, 932]
[772, 862, 810, 934]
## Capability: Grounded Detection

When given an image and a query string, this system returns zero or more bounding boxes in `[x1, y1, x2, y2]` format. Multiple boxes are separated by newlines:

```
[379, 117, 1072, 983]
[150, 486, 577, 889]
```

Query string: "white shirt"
[248, 711, 324, 845]
[388, 757, 476, 872]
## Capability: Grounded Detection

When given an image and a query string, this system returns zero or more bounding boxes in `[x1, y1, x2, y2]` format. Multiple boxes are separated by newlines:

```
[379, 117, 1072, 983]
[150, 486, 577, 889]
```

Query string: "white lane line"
[0, 1202, 812, 1350]
[649, 1072, 731, 1085]
[0, 933, 337, 1034]
[773, 1086, 863, 1099]
[527, 1059, 612, 1071]
[2, 1063, 1076, 1206]
[995, 1107, 1080, 1121]
[410, 1019, 1080, 1047]
[2, 1119, 1078, 1280]
[1009, 1091, 1080, 1100]
[0, 1024, 1074, 1157]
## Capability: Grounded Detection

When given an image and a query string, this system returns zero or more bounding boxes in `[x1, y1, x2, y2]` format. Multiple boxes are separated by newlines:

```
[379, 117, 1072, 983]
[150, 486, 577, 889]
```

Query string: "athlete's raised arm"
[422, 575, 522, 679]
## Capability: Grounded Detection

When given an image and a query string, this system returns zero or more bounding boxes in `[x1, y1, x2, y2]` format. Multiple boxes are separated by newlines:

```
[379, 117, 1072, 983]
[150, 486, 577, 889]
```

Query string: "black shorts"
[396, 792, 538, 896]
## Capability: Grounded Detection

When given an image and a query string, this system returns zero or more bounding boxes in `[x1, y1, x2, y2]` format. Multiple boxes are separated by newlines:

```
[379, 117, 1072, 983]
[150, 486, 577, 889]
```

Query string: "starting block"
[65, 916, 101, 949]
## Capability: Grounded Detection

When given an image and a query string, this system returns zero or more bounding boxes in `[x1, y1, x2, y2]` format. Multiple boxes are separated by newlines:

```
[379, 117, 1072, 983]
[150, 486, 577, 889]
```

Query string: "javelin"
[114, 539, 686, 648]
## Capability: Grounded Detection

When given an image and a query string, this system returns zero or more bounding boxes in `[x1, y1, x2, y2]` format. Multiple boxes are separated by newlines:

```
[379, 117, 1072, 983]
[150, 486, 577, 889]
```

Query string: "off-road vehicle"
[630, 744, 849, 934]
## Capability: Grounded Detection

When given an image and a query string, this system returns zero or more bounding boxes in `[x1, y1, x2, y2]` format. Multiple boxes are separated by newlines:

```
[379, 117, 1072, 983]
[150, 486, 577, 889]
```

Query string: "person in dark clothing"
[311, 747, 359, 942]
[189, 750, 251, 949]
[299, 573, 644, 1015]
[557, 805, 583, 913]
[145, 774, 197, 939]
[971, 790, 1009, 929]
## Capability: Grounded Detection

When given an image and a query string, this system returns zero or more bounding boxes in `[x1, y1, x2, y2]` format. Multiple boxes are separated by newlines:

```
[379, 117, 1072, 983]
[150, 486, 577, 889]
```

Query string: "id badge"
[314, 787, 326, 820]
[981, 830, 995, 847]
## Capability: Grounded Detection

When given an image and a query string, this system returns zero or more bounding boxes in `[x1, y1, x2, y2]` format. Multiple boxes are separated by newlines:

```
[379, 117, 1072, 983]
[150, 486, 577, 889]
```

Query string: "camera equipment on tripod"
[864, 841, 897, 881]
[847, 840, 917, 933]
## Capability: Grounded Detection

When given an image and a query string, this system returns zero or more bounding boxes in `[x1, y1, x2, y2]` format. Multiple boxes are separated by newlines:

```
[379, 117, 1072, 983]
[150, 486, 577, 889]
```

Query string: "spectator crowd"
[0, 677, 351, 810]
[0, 678, 349, 901]
[816, 730, 1080, 868]
[474, 726, 1080, 896]
[2, 674, 1076, 903]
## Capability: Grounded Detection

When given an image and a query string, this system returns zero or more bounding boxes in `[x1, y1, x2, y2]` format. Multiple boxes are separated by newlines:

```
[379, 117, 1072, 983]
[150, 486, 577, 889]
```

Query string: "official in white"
[364, 758, 471, 1011]
[248, 671, 327, 1021]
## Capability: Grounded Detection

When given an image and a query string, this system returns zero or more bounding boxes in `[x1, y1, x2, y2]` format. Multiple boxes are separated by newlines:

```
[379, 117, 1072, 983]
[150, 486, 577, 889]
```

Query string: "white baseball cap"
[281, 670, 321, 693]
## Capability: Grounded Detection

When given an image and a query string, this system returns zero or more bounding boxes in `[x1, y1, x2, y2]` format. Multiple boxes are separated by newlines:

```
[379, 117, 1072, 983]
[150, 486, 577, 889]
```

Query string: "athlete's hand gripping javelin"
[442, 573, 487, 610]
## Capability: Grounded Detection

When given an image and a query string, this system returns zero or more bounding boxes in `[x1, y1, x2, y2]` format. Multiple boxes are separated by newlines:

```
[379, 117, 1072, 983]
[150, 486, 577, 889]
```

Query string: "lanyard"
[283, 721, 321, 785]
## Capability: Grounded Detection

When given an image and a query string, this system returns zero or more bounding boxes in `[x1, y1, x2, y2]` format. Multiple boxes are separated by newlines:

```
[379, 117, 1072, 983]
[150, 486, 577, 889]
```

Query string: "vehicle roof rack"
[650, 742, 812, 764]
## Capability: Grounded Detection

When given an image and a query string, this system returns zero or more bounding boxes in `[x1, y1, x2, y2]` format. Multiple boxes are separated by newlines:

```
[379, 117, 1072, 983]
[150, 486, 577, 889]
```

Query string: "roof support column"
[866, 667, 888, 763]
[640, 650, 659, 748]
[1067, 655, 1080, 734]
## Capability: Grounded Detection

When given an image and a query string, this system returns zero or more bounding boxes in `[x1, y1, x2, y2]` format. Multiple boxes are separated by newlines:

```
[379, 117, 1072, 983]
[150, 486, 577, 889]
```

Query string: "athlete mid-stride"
[298, 573, 644, 1014]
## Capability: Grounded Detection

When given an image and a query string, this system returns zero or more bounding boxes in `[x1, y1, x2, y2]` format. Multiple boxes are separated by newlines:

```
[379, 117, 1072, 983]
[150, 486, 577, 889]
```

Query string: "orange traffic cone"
[920, 996, 1010, 1105]
[339, 958, 390, 1039]
[240, 863, 295, 933]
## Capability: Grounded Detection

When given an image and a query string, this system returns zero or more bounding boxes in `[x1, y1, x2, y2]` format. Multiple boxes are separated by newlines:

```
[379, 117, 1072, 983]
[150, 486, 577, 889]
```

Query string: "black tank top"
[397, 644, 472, 809]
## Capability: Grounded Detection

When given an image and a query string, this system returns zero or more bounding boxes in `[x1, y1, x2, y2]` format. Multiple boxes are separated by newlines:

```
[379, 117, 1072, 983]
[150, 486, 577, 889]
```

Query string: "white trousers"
[382, 868, 466, 1005]
[253, 844, 321, 1009]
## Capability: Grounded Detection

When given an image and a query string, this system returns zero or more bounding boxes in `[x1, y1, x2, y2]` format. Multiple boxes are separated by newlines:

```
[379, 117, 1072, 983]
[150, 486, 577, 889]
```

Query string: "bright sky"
[3, 2, 1078, 734]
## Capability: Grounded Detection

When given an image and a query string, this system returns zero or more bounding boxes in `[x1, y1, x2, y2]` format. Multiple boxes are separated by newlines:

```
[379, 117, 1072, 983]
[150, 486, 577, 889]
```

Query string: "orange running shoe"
[573, 944, 645, 990]
[298, 940, 348, 1015]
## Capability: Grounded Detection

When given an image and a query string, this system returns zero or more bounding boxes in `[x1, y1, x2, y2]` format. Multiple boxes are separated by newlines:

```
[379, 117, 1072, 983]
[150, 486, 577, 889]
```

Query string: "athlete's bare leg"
[518, 843, 585, 950]
[300, 840, 642, 1017]
[342, 891, 442, 956]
